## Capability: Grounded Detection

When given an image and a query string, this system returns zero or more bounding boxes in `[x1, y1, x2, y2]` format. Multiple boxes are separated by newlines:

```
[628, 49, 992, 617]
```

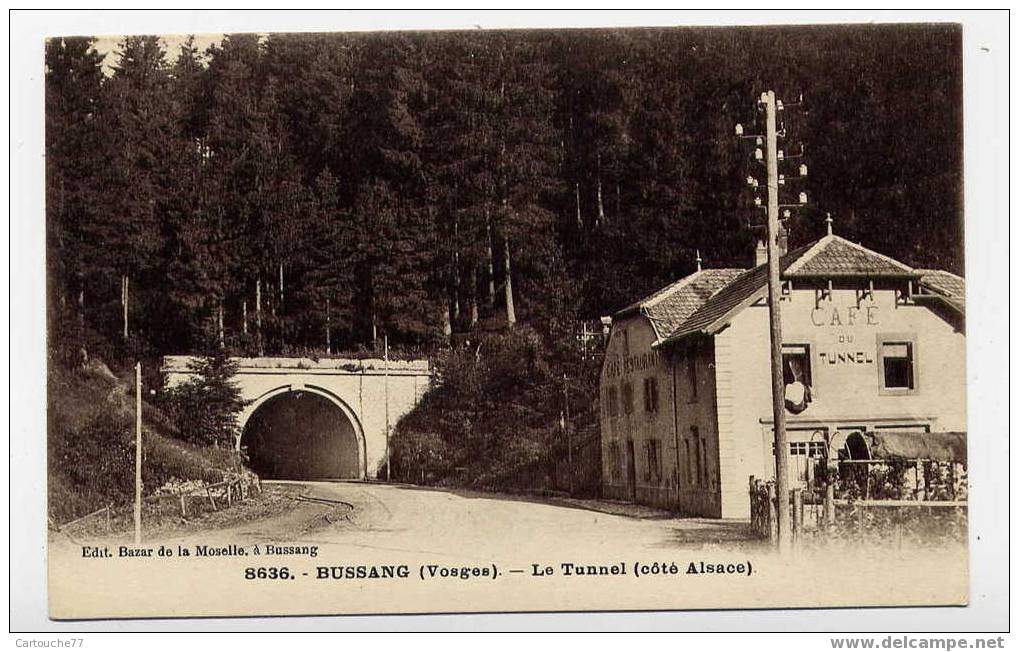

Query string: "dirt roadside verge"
[50, 483, 312, 546]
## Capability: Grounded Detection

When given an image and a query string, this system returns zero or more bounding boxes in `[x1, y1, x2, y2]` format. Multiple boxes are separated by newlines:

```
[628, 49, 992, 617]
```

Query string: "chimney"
[754, 224, 789, 268]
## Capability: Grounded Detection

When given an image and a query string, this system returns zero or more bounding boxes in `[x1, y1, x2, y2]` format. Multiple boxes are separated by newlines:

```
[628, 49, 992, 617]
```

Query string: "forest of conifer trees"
[46, 25, 962, 361]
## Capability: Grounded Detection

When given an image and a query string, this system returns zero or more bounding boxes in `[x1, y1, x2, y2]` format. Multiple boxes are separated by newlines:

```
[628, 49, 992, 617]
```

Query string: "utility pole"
[763, 90, 791, 551]
[384, 335, 391, 482]
[134, 362, 142, 545]
[738, 91, 803, 551]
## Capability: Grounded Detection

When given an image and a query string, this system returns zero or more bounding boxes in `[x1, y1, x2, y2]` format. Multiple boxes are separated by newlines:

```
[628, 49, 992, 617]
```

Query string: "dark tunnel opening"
[242, 390, 360, 480]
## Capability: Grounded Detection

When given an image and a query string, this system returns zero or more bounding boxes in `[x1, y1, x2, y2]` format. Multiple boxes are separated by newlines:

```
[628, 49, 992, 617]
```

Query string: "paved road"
[167, 481, 758, 559]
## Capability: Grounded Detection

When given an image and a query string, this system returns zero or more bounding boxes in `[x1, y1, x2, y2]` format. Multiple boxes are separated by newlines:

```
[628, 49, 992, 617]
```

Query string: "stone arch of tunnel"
[240, 387, 365, 480]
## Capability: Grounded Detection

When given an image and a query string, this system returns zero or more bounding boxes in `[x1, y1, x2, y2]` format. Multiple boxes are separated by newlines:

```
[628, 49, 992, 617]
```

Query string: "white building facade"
[599, 234, 966, 518]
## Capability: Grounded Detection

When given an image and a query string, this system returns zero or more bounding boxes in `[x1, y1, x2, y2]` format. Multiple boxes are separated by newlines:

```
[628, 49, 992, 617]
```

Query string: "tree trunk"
[242, 300, 248, 335]
[469, 267, 479, 328]
[503, 239, 516, 327]
[596, 153, 606, 226]
[278, 262, 284, 313]
[121, 274, 129, 341]
[217, 300, 225, 349]
[77, 283, 85, 328]
[575, 183, 582, 229]
[452, 218, 461, 323]
[371, 312, 378, 350]
[77, 280, 88, 364]
[255, 278, 264, 356]
[441, 299, 452, 340]
[485, 206, 496, 306]
[325, 297, 331, 354]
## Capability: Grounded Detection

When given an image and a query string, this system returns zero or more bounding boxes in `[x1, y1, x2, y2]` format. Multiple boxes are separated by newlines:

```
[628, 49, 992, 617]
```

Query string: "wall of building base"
[602, 482, 722, 517]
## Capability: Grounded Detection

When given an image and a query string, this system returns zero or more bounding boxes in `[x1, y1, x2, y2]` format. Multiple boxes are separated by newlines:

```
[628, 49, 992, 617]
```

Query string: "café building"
[599, 232, 966, 518]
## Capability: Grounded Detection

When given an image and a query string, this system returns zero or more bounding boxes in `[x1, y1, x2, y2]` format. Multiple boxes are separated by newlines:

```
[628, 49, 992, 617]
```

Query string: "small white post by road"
[384, 335, 391, 482]
[134, 362, 142, 544]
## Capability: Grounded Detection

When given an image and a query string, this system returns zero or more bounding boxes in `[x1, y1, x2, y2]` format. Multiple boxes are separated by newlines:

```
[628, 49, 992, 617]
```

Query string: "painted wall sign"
[819, 350, 875, 366]
[810, 305, 879, 328]
[604, 350, 661, 379]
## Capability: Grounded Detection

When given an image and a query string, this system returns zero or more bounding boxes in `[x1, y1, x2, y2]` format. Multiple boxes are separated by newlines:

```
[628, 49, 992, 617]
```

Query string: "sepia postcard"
[42, 19, 973, 621]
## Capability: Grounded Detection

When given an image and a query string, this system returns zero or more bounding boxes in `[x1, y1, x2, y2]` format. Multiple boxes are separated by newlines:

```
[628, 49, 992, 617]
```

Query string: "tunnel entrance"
[242, 390, 361, 480]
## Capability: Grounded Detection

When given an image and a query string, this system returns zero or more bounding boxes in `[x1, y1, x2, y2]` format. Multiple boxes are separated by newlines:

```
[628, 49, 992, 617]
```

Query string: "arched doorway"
[845, 432, 872, 461]
[241, 389, 362, 479]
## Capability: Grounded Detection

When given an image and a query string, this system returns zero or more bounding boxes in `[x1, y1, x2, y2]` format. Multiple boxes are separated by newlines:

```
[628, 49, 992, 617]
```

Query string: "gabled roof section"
[916, 269, 965, 313]
[659, 235, 940, 347]
[660, 241, 816, 344]
[784, 235, 918, 278]
[615, 268, 745, 341]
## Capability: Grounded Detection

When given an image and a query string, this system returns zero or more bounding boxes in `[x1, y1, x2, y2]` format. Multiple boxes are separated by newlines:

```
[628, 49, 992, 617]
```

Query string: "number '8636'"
[244, 567, 292, 580]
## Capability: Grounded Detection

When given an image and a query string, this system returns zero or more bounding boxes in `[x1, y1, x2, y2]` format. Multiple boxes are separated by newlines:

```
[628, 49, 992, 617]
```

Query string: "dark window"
[881, 341, 915, 390]
[699, 437, 708, 486]
[608, 441, 621, 482]
[645, 439, 662, 483]
[607, 386, 619, 418]
[687, 357, 698, 401]
[782, 344, 812, 387]
[622, 382, 634, 415]
[691, 426, 702, 486]
[683, 440, 692, 486]
[643, 377, 659, 413]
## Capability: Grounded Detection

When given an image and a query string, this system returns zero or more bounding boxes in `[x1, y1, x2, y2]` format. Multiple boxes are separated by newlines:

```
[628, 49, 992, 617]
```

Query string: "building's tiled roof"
[784, 235, 917, 278]
[916, 269, 966, 312]
[663, 242, 816, 343]
[616, 268, 744, 340]
[645, 269, 745, 338]
[917, 269, 965, 300]
[659, 235, 958, 347]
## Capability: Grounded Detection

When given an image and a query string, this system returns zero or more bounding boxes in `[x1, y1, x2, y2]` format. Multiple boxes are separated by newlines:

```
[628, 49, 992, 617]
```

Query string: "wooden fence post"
[825, 483, 835, 526]
[748, 476, 756, 534]
[179, 494, 187, 518]
[226, 483, 233, 507]
[767, 482, 777, 543]
[792, 488, 803, 538]
[206, 488, 217, 511]
[105, 505, 112, 532]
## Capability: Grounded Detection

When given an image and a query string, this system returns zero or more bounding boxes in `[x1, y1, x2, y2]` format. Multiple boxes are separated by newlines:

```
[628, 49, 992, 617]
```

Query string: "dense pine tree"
[45, 36, 106, 361]
[45, 25, 964, 360]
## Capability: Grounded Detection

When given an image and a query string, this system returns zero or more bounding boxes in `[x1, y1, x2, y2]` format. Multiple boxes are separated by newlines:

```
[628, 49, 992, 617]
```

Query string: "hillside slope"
[47, 359, 246, 523]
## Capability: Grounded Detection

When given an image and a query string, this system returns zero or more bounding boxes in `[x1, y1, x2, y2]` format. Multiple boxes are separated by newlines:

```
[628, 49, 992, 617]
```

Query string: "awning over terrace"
[841, 431, 967, 464]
